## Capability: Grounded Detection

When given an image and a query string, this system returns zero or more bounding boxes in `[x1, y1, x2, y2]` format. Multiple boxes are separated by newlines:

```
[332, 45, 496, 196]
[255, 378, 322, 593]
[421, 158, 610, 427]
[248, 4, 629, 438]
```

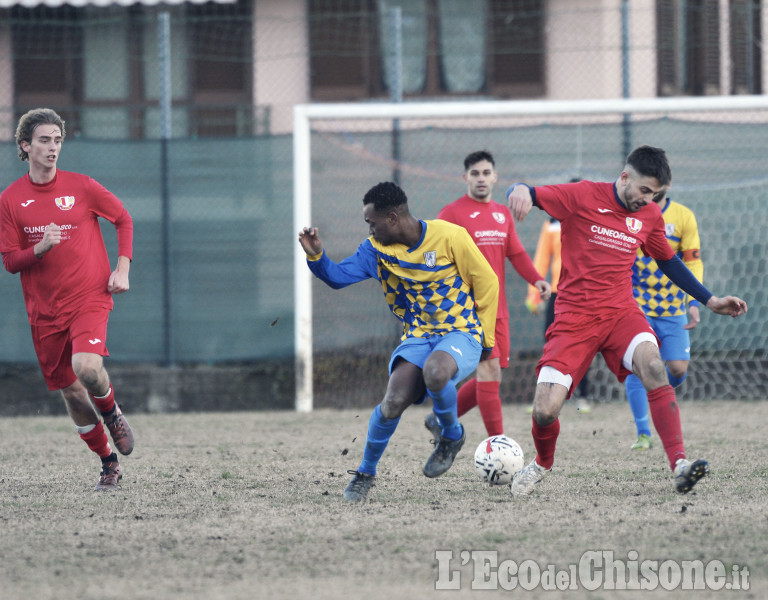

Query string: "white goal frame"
[293, 94, 768, 412]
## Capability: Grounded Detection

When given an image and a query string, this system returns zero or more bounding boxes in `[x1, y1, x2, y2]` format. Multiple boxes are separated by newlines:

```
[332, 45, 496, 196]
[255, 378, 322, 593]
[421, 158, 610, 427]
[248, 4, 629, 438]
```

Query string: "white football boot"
[509, 459, 549, 496]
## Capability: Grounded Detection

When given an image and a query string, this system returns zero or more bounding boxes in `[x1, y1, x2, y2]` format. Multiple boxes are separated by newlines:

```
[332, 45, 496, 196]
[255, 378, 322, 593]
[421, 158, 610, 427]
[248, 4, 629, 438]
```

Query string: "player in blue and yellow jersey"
[299, 181, 499, 502]
[625, 195, 703, 450]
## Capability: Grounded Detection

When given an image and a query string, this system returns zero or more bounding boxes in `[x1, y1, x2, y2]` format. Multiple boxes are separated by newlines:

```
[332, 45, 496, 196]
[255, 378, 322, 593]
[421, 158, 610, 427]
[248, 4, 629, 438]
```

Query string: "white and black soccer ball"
[474, 435, 525, 485]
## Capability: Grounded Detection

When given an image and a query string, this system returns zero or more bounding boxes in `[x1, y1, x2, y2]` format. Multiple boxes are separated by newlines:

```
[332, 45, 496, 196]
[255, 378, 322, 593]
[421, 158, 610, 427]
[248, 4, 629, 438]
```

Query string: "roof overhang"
[1, 0, 234, 7]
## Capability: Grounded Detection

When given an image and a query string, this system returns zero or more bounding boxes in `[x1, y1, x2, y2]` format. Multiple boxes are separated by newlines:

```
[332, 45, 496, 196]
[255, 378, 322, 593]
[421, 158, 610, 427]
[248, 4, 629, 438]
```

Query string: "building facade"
[0, 0, 764, 139]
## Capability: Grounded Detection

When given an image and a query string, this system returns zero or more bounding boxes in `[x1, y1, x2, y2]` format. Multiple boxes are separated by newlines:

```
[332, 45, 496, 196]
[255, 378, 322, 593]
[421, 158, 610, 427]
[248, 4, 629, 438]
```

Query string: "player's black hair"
[15, 108, 66, 162]
[625, 145, 671, 186]
[362, 181, 408, 213]
[463, 150, 495, 171]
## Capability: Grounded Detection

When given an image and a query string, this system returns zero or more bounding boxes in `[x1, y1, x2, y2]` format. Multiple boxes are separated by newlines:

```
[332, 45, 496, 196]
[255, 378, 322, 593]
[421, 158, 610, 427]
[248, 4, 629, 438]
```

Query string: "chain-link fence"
[0, 0, 766, 411]
[303, 104, 768, 407]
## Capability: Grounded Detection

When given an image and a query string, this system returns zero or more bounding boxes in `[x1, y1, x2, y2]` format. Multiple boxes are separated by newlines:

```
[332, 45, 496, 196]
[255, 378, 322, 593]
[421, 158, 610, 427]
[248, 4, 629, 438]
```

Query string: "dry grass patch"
[0, 400, 766, 599]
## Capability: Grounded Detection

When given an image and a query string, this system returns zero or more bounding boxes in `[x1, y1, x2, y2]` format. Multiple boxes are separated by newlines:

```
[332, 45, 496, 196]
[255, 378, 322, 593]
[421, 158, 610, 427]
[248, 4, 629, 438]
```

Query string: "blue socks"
[625, 374, 652, 437]
[356, 380, 464, 475]
[428, 381, 463, 441]
[358, 404, 400, 476]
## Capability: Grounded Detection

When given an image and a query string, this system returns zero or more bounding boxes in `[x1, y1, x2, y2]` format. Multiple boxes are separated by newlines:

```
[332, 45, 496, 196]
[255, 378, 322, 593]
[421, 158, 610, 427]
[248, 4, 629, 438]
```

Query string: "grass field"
[0, 400, 765, 599]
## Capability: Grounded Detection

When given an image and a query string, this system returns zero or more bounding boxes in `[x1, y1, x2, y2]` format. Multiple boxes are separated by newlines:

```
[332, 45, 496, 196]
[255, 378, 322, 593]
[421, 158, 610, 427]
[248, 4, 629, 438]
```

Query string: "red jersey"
[438, 194, 540, 319]
[0, 170, 133, 325]
[533, 180, 674, 315]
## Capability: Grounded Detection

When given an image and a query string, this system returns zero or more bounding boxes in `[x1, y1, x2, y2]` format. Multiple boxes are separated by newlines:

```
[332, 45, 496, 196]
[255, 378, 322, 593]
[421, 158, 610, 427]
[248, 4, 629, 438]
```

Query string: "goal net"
[294, 96, 768, 411]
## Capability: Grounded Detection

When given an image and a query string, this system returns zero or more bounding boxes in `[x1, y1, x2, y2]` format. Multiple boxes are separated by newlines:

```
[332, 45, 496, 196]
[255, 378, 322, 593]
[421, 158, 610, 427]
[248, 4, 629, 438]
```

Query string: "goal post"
[294, 95, 768, 412]
[293, 104, 314, 412]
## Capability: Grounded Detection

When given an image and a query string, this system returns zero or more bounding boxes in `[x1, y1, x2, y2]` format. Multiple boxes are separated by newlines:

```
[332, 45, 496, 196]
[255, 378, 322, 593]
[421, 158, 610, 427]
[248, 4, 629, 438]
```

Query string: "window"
[187, 0, 254, 137]
[657, 0, 762, 96]
[308, 0, 383, 100]
[12, 5, 82, 131]
[308, 0, 545, 101]
[488, 0, 545, 97]
[10, 0, 255, 139]
[657, 0, 720, 96]
[730, 0, 762, 94]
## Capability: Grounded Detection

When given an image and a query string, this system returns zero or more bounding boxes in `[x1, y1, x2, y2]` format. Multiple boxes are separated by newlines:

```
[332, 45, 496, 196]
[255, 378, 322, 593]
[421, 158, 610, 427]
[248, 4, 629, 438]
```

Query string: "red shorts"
[30, 305, 111, 391]
[536, 308, 658, 395]
[489, 317, 510, 369]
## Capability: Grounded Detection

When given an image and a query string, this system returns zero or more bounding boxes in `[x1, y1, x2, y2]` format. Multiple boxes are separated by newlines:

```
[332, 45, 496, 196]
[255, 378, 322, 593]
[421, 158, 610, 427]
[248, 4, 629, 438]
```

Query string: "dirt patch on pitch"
[0, 401, 765, 599]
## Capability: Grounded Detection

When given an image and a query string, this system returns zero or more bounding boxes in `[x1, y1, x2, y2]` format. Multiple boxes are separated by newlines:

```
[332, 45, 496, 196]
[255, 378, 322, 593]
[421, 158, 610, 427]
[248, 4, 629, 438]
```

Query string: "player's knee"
[380, 396, 407, 420]
[74, 365, 100, 388]
[633, 346, 666, 386]
[422, 362, 451, 392]
[667, 362, 688, 381]
[645, 354, 667, 382]
[532, 406, 558, 426]
[71, 353, 105, 386]
[534, 369, 569, 423]
[667, 367, 688, 388]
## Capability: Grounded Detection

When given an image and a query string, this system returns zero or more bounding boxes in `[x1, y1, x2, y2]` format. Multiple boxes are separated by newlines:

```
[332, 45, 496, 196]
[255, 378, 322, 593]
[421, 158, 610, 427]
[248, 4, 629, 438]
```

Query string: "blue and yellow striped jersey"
[632, 199, 703, 317]
[307, 219, 499, 348]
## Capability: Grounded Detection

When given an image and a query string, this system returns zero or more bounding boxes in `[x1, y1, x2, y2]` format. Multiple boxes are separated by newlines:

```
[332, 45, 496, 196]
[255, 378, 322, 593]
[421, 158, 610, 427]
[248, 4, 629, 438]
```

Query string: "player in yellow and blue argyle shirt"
[626, 196, 703, 450]
[304, 218, 497, 347]
[632, 198, 703, 317]
[371, 218, 498, 346]
[298, 182, 499, 502]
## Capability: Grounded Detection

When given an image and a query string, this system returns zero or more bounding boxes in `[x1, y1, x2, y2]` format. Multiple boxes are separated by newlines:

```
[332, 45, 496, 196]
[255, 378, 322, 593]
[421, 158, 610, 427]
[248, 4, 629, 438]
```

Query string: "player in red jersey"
[525, 178, 592, 414]
[506, 145, 747, 496]
[425, 150, 549, 439]
[0, 108, 135, 492]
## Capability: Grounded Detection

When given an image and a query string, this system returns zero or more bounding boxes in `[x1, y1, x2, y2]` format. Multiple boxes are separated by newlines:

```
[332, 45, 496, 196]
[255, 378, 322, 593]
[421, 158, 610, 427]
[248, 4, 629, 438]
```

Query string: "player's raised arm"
[705, 295, 747, 317]
[298, 226, 323, 257]
[506, 184, 534, 222]
[656, 256, 747, 319]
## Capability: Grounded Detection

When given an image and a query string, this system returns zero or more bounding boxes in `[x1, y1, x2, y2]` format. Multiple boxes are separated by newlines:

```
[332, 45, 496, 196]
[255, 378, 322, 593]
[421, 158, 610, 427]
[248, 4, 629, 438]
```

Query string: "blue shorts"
[646, 314, 691, 362]
[389, 331, 482, 390]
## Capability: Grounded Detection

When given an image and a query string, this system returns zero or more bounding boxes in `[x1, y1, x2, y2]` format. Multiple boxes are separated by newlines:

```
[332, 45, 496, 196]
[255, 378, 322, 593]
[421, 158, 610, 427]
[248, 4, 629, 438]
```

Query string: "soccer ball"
[474, 435, 525, 485]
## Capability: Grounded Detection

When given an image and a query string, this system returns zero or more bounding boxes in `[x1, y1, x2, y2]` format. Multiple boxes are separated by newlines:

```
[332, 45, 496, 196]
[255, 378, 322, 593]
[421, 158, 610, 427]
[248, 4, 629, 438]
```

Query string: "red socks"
[90, 386, 116, 415]
[456, 378, 504, 436]
[79, 426, 112, 459]
[532, 416, 560, 470]
[647, 384, 686, 470]
[477, 381, 503, 436]
[526, 385, 684, 473]
[456, 378, 477, 417]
